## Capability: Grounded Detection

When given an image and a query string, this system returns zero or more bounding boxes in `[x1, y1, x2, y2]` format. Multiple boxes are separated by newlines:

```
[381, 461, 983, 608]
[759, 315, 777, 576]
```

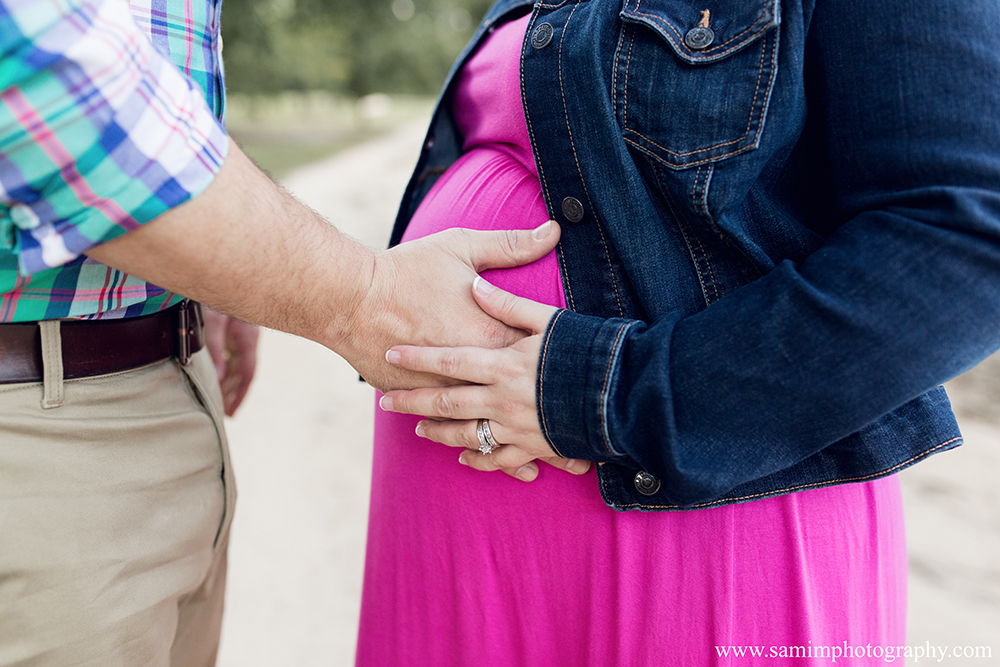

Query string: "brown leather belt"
[0, 301, 204, 385]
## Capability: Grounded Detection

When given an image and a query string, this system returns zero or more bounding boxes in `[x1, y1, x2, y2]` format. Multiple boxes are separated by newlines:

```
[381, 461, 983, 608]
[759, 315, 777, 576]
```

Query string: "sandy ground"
[215, 120, 1000, 666]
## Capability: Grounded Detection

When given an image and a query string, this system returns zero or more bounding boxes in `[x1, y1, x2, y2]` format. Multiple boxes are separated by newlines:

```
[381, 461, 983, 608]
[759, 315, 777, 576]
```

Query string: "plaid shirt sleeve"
[0, 0, 229, 277]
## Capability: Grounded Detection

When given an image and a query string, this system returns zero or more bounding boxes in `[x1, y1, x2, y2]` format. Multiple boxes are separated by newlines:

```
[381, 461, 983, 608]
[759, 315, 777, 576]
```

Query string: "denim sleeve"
[538, 0, 1000, 506]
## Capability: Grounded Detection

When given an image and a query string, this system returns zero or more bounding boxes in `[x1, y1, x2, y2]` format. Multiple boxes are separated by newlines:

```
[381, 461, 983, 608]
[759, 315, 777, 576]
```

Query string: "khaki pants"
[0, 344, 235, 667]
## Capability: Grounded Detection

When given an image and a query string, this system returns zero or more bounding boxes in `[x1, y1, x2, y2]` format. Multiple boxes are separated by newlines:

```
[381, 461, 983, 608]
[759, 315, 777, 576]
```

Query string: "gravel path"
[216, 119, 1000, 666]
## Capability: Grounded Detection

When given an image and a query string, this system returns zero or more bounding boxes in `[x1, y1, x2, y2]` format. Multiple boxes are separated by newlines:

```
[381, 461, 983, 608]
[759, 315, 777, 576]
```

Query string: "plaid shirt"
[0, 0, 228, 322]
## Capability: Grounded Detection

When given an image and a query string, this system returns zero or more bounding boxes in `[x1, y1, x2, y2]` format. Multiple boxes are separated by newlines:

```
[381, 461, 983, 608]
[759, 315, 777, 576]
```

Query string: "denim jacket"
[389, 0, 1000, 510]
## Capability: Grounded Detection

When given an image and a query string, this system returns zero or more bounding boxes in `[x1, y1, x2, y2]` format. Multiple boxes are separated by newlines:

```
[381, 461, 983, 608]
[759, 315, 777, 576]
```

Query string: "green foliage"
[221, 0, 493, 97]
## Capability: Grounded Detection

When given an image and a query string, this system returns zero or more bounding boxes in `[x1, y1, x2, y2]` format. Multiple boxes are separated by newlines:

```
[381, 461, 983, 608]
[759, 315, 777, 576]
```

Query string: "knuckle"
[498, 296, 519, 322]
[437, 350, 461, 378]
[501, 230, 521, 264]
[432, 392, 455, 418]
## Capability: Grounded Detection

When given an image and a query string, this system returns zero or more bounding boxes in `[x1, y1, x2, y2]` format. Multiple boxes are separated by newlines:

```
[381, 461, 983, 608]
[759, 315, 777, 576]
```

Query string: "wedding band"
[481, 419, 500, 450]
[476, 419, 500, 455]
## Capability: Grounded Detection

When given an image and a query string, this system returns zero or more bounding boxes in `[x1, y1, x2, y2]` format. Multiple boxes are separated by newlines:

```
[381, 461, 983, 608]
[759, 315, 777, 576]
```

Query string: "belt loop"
[38, 320, 65, 409]
[178, 300, 192, 366]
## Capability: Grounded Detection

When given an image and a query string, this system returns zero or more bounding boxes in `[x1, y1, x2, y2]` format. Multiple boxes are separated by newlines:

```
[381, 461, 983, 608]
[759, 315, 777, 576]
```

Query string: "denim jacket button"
[633, 471, 662, 496]
[531, 22, 554, 49]
[561, 196, 584, 222]
[684, 26, 715, 50]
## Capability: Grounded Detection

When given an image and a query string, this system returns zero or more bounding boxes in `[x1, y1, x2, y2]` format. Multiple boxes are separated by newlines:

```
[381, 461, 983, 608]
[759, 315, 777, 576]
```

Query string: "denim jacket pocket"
[615, 0, 780, 169]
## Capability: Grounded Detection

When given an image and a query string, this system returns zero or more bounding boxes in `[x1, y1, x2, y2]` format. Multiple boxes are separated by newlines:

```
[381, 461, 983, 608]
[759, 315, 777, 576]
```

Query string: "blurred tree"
[221, 0, 493, 97]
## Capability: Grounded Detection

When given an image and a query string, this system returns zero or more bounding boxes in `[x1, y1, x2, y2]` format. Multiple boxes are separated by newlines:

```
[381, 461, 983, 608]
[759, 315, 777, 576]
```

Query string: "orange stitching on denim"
[657, 164, 717, 306]
[538, 309, 566, 457]
[556, 2, 624, 318]
[612, 21, 627, 118]
[593, 220, 625, 317]
[675, 173, 720, 305]
[629, 0, 775, 61]
[556, 3, 589, 204]
[625, 135, 751, 169]
[700, 163, 714, 219]
[624, 33, 774, 160]
[521, 11, 553, 210]
[698, 10, 711, 29]
[519, 10, 574, 310]
[599, 323, 631, 456]
[692, 228, 719, 303]
[691, 165, 701, 210]
[741, 29, 771, 142]
[557, 243, 575, 310]
[611, 437, 963, 510]
[622, 24, 637, 129]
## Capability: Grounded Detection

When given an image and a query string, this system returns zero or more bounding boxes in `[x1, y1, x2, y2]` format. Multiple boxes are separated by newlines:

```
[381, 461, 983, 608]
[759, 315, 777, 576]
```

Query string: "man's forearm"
[86, 140, 372, 352]
[86, 138, 563, 391]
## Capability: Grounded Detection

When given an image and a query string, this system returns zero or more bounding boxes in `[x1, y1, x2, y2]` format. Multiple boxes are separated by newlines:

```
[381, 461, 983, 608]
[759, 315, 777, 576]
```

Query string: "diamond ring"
[476, 419, 501, 455]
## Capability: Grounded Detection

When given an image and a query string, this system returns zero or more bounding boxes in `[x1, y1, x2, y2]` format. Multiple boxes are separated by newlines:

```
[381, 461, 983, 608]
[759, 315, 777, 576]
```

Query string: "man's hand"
[203, 307, 260, 416]
[344, 222, 560, 391]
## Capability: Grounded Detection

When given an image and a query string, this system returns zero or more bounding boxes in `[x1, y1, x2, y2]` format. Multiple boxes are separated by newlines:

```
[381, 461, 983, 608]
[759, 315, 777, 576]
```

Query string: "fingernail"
[385, 349, 401, 364]
[567, 459, 589, 474]
[531, 220, 553, 241]
[516, 465, 537, 482]
[379, 395, 393, 411]
[458, 454, 468, 466]
[473, 275, 496, 296]
[415, 422, 426, 437]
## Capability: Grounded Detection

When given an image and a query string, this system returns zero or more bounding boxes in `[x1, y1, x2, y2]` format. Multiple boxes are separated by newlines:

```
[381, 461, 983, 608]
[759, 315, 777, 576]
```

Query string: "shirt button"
[561, 196, 584, 222]
[684, 26, 715, 50]
[634, 471, 662, 496]
[10, 203, 40, 229]
[531, 22, 554, 49]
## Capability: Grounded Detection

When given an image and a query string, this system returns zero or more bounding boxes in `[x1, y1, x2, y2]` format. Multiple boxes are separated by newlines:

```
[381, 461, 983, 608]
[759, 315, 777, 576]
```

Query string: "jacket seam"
[699, 163, 714, 220]
[620, 24, 636, 130]
[521, 10, 553, 214]
[538, 309, 566, 458]
[557, 245, 576, 311]
[611, 22, 629, 128]
[600, 321, 635, 456]
[657, 164, 719, 306]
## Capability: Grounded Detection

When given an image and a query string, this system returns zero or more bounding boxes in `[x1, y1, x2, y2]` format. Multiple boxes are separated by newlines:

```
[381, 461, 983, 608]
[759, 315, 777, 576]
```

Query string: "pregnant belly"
[401, 146, 566, 309]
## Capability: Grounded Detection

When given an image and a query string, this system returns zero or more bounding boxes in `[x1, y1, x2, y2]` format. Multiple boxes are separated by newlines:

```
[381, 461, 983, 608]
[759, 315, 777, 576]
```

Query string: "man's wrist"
[322, 241, 379, 355]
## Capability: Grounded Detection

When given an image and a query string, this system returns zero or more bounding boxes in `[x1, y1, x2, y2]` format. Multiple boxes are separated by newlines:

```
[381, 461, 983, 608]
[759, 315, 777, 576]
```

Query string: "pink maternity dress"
[356, 15, 906, 666]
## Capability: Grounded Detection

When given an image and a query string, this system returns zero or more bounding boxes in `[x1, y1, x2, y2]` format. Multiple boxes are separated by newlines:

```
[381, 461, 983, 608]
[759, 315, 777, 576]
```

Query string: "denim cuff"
[536, 309, 640, 463]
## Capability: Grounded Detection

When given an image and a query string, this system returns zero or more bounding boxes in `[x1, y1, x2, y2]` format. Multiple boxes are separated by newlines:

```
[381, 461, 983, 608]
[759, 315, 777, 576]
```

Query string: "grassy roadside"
[226, 92, 435, 180]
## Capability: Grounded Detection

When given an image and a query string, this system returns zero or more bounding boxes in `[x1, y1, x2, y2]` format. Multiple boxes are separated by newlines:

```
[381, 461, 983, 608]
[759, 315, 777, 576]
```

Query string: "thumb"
[467, 220, 560, 272]
[472, 275, 559, 335]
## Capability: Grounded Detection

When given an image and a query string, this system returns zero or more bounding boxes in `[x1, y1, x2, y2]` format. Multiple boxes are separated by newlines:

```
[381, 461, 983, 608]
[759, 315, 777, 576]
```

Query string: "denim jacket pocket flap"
[614, 0, 781, 169]
[619, 0, 779, 64]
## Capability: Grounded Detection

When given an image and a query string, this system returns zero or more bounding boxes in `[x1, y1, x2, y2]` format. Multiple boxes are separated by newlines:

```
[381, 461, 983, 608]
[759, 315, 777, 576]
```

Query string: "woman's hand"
[379, 276, 591, 482]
